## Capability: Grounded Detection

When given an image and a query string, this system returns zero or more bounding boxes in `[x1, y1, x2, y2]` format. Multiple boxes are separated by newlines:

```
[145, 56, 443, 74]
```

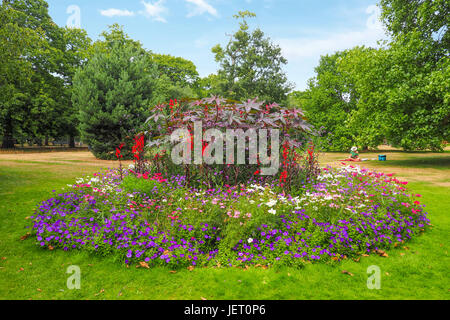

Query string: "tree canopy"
[0, 0, 90, 148]
[211, 11, 293, 104]
[290, 0, 449, 151]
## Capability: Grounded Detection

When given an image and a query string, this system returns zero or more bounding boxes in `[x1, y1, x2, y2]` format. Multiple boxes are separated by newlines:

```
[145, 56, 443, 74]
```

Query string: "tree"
[55, 27, 92, 147]
[379, 0, 449, 51]
[291, 50, 363, 151]
[212, 11, 293, 103]
[193, 73, 226, 98]
[72, 25, 159, 159]
[341, 34, 449, 151]
[0, 0, 59, 148]
[150, 53, 199, 87]
[149, 54, 199, 102]
[297, 1, 449, 152]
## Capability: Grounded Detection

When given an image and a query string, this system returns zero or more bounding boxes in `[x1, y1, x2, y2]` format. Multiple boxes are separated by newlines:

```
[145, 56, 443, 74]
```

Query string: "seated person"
[342, 146, 361, 162]
[350, 146, 360, 160]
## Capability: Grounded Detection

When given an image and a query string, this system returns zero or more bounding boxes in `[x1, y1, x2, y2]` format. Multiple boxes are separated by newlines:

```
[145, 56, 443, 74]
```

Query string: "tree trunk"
[1, 119, 15, 149]
[69, 135, 75, 148]
[45, 136, 49, 146]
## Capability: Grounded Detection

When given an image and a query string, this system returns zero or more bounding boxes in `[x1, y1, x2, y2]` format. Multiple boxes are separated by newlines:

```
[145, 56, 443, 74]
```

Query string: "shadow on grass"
[371, 156, 450, 169]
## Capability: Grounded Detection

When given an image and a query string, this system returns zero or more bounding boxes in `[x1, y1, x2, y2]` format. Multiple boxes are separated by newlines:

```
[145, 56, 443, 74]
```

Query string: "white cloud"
[366, 5, 384, 31]
[278, 5, 386, 60]
[140, 0, 168, 23]
[278, 28, 386, 60]
[100, 8, 135, 17]
[276, 5, 388, 90]
[185, 0, 218, 18]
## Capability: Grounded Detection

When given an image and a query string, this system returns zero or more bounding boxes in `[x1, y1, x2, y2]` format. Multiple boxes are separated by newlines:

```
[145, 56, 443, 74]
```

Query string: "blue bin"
[378, 155, 386, 161]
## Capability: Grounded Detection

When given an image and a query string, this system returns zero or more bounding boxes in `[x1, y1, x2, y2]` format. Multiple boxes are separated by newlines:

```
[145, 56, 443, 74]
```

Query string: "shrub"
[145, 96, 318, 191]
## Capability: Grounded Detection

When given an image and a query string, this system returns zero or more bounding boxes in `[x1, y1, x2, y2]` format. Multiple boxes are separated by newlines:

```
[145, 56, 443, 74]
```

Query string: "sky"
[47, 0, 389, 91]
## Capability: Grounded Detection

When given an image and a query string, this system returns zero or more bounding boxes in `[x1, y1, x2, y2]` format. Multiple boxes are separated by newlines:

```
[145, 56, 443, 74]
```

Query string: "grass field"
[0, 148, 449, 300]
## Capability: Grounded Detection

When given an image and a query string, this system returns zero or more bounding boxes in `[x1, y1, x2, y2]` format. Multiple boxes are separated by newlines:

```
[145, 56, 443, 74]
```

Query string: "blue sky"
[47, 0, 389, 90]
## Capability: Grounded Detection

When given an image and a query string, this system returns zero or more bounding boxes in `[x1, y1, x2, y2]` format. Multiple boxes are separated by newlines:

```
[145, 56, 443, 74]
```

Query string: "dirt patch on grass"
[320, 151, 450, 187]
[0, 151, 133, 168]
[1, 150, 449, 187]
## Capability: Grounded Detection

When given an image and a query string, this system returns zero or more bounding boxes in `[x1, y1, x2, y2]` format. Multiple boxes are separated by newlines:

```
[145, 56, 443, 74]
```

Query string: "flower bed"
[30, 165, 430, 268]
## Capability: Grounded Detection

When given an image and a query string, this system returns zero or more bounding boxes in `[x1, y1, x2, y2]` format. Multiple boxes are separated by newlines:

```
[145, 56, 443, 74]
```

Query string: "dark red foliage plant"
[144, 96, 319, 190]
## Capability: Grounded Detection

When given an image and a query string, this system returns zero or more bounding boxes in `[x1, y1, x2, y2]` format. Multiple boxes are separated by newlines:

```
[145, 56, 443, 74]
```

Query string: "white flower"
[250, 184, 265, 191]
[268, 208, 276, 215]
[247, 238, 253, 243]
[317, 173, 333, 181]
[266, 199, 277, 207]
[249, 200, 255, 204]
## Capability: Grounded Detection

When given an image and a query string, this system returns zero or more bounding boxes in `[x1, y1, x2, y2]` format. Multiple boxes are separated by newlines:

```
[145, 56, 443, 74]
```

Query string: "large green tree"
[341, 34, 449, 151]
[55, 27, 92, 147]
[0, 0, 90, 148]
[212, 11, 293, 103]
[0, 0, 60, 148]
[151, 53, 199, 87]
[72, 25, 159, 159]
[379, 0, 449, 51]
[294, 1, 449, 152]
[150, 53, 198, 102]
[289, 49, 364, 151]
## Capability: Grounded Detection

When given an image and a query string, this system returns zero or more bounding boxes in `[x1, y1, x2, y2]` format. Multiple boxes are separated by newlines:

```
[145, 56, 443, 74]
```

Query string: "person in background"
[341, 146, 361, 162]
[350, 146, 360, 161]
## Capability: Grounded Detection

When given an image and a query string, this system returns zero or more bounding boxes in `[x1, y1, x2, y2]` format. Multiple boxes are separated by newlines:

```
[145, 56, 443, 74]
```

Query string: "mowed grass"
[0, 150, 449, 300]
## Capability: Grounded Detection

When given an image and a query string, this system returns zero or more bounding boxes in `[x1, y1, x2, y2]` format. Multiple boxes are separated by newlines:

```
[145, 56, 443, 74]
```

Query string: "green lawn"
[0, 152, 449, 300]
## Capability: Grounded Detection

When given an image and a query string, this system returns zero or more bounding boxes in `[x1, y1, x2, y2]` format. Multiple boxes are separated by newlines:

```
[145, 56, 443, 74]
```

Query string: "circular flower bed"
[30, 165, 430, 268]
